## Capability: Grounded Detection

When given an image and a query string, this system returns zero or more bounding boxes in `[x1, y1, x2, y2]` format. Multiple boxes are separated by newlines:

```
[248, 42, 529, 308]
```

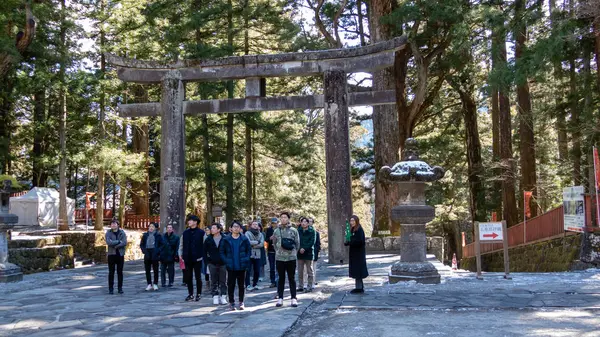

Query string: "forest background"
[1, 0, 598, 259]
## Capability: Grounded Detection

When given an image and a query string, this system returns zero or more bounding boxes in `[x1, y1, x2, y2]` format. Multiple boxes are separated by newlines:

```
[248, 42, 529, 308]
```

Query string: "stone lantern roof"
[379, 138, 445, 183]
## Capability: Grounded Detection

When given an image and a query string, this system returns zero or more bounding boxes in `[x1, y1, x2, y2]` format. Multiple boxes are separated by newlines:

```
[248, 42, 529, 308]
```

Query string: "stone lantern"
[380, 138, 445, 284]
[0, 180, 23, 282]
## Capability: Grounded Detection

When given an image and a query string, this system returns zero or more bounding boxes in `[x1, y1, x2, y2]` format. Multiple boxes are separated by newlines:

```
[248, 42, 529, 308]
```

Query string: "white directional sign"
[478, 222, 503, 241]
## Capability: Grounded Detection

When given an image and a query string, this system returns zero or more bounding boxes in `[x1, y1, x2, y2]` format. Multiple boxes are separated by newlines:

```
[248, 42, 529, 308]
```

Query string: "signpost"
[474, 221, 510, 280]
[563, 186, 585, 233]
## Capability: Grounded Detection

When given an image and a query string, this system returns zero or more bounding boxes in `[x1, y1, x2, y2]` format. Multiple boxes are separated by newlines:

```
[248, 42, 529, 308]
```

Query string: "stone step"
[8, 244, 75, 274]
[8, 235, 63, 249]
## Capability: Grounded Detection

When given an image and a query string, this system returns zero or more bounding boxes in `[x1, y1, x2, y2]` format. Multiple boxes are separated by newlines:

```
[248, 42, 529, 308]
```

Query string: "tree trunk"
[252, 130, 257, 216]
[515, 0, 537, 218]
[32, 85, 46, 187]
[0, 75, 15, 174]
[58, 0, 69, 231]
[201, 112, 214, 226]
[0, 1, 37, 173]
[491, 88, 502, 217]
[73, 163, 78, 204]
[570, 58, 582, 186]
[95, 0, 106, 230]
[243, 10, 253, 218]
[119, 101, 128, 225]
[245, 121, 253, 217]
[225, 0, 235, 227]
[450, 80, 486, 226]
[131, 86, 150, 216]
[549, 0, 569, 163]
[595, 21, 600, 100]
[370, 0, 401, 237]
[357, 0, 366, 46]
[493, 1, 518, 227]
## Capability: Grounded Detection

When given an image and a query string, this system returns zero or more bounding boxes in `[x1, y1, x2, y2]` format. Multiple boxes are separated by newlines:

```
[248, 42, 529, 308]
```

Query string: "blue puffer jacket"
[219, 234, 251, 271]
[140, 231, 164, 261]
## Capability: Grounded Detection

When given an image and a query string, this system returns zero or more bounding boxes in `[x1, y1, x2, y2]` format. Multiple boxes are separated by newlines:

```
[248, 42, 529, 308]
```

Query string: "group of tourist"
[105, 211, 368, 310]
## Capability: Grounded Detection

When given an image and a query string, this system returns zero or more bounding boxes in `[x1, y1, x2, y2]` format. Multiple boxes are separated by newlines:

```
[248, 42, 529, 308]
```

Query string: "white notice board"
[478, 222, 504, 241]
[563, 186, 585, 233]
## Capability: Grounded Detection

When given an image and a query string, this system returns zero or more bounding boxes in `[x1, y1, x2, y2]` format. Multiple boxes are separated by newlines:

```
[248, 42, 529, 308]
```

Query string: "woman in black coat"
[344, 215, 368, 294]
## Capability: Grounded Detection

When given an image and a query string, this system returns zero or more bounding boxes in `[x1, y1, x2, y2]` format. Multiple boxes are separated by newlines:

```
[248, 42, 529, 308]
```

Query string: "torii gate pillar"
[324, 70, 352, 264]
[160, 70, 186, 234]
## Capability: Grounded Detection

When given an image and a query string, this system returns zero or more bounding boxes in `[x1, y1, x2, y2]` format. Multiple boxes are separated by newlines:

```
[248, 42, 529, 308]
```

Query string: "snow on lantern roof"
[379, 138, 445, 182]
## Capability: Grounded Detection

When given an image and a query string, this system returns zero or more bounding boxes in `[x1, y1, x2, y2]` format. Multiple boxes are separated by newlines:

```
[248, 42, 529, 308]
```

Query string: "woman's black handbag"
[279, 229, 295, 250]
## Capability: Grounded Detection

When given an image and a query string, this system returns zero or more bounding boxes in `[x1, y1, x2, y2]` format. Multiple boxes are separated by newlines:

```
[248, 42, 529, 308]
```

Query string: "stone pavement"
[0, 260, 318, 337]
[2, 253, 600, 337]
[287, 254, 600, 337]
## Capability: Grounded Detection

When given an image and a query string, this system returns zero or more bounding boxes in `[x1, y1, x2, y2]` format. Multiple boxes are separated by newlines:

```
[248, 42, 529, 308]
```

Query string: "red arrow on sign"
[483, 233, 499, 239]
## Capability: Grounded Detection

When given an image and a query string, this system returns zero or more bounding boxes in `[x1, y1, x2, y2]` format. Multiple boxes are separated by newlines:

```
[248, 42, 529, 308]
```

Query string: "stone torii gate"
[106, 36, 406, 264]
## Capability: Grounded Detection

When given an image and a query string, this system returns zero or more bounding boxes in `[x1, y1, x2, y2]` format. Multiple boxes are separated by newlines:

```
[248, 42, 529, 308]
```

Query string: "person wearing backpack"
[140, 222, 164, 291]
[105, 219, 127, 295]
[272, 212, 300, 307]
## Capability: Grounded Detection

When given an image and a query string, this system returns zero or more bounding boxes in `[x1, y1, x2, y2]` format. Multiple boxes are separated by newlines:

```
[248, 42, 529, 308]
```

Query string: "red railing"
[123, 215, 160, 230]
[74, 209, 114, 223]
[9, 191, 27, 198]
[463, 196, 598, 258]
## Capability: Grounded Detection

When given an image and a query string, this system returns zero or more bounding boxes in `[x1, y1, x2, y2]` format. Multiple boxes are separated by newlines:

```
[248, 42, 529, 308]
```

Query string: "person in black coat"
[204, 223, 228, 306]
[161, 224, 180, 287]
[178, 214, 206, 301]
[140, 222, 164, 291]
[344, 215, 368, 294]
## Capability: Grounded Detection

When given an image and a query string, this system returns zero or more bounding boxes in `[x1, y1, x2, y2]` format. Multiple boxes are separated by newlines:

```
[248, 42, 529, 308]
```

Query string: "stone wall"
[365, 237, 401, 253]
[427, 236, 445, 263]
[365, 236, 445, 262]
[461, 234, 587, 272]
[99, 230, 145, 262]
[580, 233, 600, 266]
[9, 245, 74, 274]
[20, 229, 145, 264]
[62, 230, 144, 263]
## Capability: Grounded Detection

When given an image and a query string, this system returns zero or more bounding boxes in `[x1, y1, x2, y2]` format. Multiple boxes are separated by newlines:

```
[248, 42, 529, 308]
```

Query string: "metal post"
[502, 220, 511, 279]
[475, 221, 482, 280]
[524, 191, 527, 244]
[593, 146, 600, 228]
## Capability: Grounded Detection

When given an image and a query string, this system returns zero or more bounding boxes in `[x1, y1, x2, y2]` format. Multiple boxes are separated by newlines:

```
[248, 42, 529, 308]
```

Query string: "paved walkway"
[0, 261, 318, 337]
[2, 254, 600, 336]
[288, 254, 600, 337]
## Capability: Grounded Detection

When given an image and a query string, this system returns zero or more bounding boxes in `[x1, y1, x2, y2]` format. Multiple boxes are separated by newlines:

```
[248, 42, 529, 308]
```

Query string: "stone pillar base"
[388, 261, 440, 285]
[0, 262, 23, 283]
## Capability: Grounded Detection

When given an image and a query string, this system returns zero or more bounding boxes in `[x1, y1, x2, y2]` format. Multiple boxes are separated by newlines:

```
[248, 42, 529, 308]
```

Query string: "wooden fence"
[123, 215, 160, 230]
[463, 196, 598, 258]
[9, 191, 27, 198]
[74, 209, 114, 224]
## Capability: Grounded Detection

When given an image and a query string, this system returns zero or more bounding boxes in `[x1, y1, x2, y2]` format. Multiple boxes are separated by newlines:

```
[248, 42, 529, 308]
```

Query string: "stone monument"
[380, 138, 445, 284]
[0, 180, 23, 282]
